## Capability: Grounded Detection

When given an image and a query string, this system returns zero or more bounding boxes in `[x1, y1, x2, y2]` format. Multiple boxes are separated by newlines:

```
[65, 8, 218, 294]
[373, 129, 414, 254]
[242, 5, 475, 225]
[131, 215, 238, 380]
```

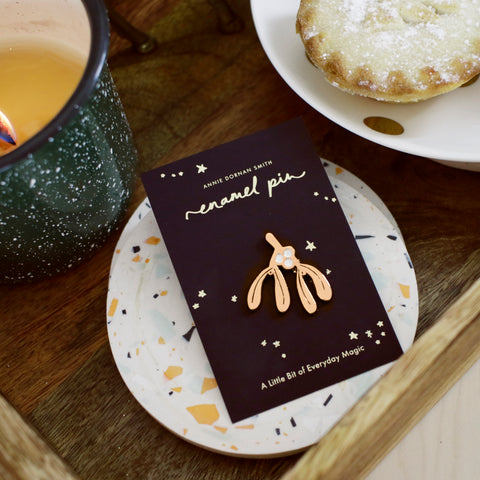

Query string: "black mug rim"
[0, 0, 110, 172]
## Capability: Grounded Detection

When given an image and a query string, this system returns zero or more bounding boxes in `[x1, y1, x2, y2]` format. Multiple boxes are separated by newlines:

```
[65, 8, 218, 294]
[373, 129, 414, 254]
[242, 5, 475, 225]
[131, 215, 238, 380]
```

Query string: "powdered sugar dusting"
[343, 0, 369, 24]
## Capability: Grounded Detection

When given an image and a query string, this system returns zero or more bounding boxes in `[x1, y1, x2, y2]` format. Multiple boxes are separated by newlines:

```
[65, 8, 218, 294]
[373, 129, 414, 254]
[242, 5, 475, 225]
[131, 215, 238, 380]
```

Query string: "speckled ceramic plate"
[250, 0, 480, 171]
[106, 162, 418, 457]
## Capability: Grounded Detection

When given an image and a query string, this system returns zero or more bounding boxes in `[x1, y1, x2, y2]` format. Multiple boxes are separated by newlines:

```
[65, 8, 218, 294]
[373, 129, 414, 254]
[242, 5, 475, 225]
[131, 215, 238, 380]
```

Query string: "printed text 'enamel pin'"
[247, 233, 332, 314]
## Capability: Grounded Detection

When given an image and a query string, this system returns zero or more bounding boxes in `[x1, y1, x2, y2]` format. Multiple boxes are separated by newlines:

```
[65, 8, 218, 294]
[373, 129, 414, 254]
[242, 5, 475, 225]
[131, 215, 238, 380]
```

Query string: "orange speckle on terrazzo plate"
[108, 298, 119, 317]
[164, 366, 183, 379]
[160, 290, 168, 296]
[335, 167, 343, 175]
[171, 387, 182, 393]
[230, 445, 238, 451]
[399, 283, 410, 298]
[214, 426, 228, 434]
[158, 337, 165, 344]
[145, 236, 161, 245]
[234, 424, 254, 430]
[186, 404, 219, 425]
[132, 254, 141, 262]
[201, 377, 218, 394]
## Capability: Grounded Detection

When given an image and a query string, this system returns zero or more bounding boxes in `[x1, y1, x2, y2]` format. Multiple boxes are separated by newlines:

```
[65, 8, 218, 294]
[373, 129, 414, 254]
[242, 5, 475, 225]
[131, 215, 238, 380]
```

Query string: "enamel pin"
[247, 233, 332, 314]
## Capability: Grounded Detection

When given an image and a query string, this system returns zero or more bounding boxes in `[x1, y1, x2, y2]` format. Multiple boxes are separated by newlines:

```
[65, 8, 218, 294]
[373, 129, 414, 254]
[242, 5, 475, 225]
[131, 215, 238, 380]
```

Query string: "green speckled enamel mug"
[0, 0, 137, 283]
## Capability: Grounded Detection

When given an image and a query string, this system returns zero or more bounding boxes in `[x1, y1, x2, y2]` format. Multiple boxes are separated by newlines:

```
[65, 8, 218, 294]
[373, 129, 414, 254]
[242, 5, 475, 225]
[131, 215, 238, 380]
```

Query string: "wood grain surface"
[0, 393, 80, 480]
[0, 1, 479, 479]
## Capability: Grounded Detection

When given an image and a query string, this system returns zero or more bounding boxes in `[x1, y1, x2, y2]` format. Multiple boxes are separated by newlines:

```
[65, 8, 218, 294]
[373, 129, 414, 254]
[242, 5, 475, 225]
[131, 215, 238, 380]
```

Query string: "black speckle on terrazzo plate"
[182, 326, 196, 342]
[355, 235, 375, 240]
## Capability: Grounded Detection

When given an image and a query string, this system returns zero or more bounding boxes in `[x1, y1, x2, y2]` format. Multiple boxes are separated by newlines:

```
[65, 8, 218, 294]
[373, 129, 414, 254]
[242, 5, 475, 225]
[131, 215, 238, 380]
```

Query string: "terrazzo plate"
[250, 0, 480, 171]
[106, 161, 418, 458]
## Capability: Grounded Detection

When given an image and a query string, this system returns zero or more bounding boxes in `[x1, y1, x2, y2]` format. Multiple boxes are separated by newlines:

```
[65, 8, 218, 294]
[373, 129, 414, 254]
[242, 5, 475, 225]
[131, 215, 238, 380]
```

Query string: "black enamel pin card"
[142, 119, 404, 422]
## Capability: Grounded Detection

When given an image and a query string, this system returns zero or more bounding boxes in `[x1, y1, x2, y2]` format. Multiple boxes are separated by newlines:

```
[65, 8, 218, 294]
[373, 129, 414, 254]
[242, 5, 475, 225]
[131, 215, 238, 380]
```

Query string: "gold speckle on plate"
[461, 74, 479, 88]
[363, 116, 404, 135]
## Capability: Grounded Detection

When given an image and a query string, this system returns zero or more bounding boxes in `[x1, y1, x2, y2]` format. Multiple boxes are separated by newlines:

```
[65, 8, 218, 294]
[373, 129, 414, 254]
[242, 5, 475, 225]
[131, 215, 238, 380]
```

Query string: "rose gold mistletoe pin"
[247, 233, 332, 314]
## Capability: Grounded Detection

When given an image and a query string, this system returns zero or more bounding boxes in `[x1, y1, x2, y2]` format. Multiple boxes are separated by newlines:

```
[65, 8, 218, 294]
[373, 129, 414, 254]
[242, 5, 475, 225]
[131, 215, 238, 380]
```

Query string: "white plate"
[106, 162, 418, 458]
[250, 0, 480, 171]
